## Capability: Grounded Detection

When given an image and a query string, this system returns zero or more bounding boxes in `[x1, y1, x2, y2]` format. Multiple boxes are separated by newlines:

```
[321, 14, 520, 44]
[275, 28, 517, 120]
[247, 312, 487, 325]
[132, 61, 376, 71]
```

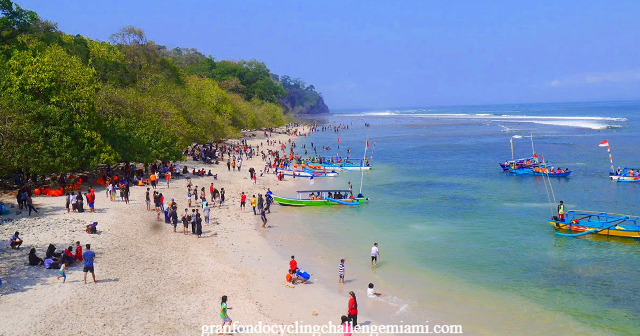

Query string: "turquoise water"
[280, 101, 640, 335]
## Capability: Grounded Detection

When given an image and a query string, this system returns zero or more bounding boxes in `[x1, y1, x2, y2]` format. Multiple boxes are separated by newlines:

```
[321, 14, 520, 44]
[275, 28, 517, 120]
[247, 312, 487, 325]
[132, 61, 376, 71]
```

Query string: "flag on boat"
[337, 137, 340, 143]
[366, 139, 369, 149]
[599, 140, 609, 147]
[533, 153, 538, 159]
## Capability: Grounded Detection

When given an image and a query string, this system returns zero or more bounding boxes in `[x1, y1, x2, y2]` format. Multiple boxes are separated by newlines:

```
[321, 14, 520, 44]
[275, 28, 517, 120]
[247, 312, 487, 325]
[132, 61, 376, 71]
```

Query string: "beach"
[0, 127, 377, 335]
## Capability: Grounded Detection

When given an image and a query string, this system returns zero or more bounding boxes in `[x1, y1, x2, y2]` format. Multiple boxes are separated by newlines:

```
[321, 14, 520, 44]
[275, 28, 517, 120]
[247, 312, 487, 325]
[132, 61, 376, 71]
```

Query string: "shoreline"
[0, 126, 377, 335]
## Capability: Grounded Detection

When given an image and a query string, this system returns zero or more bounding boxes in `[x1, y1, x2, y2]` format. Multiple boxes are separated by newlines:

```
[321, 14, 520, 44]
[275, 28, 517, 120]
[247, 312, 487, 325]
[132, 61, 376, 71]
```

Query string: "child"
[367, 283, 383, 298]
[339, 259, 346, 284]
[341, 315, 352, 336]
[187, 190, 192, 208]
[57, 263, 67, 283]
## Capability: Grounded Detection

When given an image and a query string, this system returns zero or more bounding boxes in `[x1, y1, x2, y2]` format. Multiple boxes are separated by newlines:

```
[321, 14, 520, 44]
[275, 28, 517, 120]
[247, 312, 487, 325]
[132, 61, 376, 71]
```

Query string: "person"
[341, 315, 352, 336]
[71, 192, 77, 211]
[203, 205, 210, 225]
[28, 247, 44, 266]
[171, 205, 179, 233]
[82, 244, 97, 284]
[240, 192, 247, 210]
[251, 195, 257, 215]
[74, 241, 83, 261]
[286, 269, 298, 284]
[26, 194, 38, 216]
[295, 268, 311, 284]
[289, 255, 297, 272]
[150, 172, 157, 189]
[347, 291, 358, 328]
[44, 256, 62, 269]
[220, 188, 226, 208]
[558, 201, 566, 222]
[86, 190, 95, 213]
[65, 192, 71, 213]
[196, 213, 202, 238]
[257, 194, 264, 213]
[165, 171, 171, 188]
[220, 295, 233, 335]
[86, 222, 98, 234]
[371, 243, 380, 266]
[339, 258, 346, 284]
[367, 283, 383, 298]
[260, 208, 267, 228]
[191, 209, 197, 235]
[76, 192, 84, 213]
[9, 231, 22, 249]
[210, 183, 214, 201]
[145, 188, 151, 211]
[182, 209, 190, 235]
[57, 263, 67, 283]
[62, 246, 76, 264]
[46, 243, 61, 259]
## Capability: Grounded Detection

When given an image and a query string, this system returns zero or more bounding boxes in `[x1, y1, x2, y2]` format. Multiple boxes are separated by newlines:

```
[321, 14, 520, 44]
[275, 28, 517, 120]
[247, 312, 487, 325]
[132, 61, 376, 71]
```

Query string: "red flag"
[599, 140, 609, 147]
[533, 153, 538, 159]
[366, 140, 369, 149]
[337, 137, 340, 143]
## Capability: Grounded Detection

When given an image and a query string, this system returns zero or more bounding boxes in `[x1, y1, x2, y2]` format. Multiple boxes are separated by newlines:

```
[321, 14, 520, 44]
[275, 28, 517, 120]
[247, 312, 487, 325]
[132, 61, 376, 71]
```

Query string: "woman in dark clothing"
[76, 192, 84, 212]
[196, 213, 203, 238]
[46, 244, 62, 259]
[28, 248, 44, 266]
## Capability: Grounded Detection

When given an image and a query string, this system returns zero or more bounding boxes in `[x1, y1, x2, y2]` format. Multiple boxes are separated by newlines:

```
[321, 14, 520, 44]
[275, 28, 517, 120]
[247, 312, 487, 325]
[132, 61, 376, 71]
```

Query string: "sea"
[270, 100, 640, 335]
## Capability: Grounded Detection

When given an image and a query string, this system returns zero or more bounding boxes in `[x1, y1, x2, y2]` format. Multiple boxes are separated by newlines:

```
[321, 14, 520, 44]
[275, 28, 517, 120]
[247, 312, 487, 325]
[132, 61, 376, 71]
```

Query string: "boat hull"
[272, 195, 367, 206]
[508, 169, 572, 177]
[550, 220, 640, 238]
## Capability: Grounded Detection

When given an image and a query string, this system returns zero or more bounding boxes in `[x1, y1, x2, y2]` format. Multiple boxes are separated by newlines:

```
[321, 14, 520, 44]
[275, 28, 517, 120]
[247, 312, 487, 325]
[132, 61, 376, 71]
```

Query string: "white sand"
[0, 128, 365, 335]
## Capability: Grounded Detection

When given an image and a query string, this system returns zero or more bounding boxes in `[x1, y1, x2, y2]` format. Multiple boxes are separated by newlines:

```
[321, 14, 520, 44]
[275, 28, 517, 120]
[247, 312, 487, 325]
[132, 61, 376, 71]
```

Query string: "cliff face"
[278, 76, 330, 114]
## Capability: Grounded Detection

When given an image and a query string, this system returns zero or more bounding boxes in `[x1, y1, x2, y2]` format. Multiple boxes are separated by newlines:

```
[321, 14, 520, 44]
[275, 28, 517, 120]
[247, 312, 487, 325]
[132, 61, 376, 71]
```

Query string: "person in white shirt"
[371, 243, 380, 266]
[367, 283, 383, 298]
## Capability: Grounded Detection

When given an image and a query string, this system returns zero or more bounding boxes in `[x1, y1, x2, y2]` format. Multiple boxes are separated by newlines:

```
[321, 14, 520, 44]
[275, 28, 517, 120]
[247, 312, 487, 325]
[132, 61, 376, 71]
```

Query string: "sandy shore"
[0, 127, 373, 335]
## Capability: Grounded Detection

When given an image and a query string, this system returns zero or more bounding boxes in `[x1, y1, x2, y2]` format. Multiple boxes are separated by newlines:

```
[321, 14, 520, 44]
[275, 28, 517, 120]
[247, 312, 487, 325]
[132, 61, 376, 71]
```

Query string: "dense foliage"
[0, 1, 320, 176]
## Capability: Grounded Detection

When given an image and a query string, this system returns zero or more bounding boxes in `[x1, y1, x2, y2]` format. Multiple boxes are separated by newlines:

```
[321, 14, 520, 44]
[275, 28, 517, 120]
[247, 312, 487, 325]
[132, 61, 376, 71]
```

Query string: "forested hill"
[0, 0, 327, 176]
[160, 48, 330, 115]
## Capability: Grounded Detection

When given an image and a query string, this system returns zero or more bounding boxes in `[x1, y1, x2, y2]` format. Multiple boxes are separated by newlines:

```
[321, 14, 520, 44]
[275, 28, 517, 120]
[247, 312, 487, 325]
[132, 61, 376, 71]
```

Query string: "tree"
[109, 25, 147, 45]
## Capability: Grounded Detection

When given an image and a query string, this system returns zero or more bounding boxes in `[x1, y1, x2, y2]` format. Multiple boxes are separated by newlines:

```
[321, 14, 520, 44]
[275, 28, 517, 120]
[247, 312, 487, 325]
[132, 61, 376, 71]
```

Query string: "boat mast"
[510, 137, 514, 161]
[530, 132, 535, 157]
[359, 138, 369, 195]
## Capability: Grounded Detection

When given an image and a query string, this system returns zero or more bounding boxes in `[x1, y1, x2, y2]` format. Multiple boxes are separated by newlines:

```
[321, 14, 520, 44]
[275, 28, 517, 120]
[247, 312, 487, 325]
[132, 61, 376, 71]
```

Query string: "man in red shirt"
[209, 183, 214, 201]
[289, 255, 297, 272]
[240, 192, 247, 211]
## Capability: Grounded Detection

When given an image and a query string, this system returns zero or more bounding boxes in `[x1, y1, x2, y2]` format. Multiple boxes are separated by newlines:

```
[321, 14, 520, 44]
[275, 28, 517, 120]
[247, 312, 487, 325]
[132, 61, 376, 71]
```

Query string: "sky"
[16, 0, 640, 110]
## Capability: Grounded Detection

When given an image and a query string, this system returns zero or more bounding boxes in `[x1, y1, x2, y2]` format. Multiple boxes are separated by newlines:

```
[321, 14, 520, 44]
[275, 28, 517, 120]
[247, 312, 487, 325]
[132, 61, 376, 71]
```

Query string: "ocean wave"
[333, 112, 627, 129]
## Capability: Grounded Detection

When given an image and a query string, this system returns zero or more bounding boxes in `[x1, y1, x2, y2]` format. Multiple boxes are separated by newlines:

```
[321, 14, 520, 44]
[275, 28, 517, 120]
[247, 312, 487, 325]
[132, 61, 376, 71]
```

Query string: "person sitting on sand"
[9, 231, 23, 249]
[43, 256, 62, 269]
[86, 222, 98, 234]
[286, 269, 298, 284]
[28, 247, 44, 266]
[62, 246, 76, 264]
[295, 268, 312, 284]
[367, 283, 383, 298]
[73, 241, 83, 261]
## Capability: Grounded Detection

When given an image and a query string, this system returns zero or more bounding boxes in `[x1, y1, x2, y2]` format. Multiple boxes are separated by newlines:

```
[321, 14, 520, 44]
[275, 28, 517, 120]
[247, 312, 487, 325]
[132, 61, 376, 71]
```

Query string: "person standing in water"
[371, 243, 380, 266]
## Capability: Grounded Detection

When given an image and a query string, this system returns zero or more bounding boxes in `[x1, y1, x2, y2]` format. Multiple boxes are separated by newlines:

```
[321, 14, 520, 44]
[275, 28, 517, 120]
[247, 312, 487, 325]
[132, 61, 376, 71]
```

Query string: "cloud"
[548, 69, 640, 87]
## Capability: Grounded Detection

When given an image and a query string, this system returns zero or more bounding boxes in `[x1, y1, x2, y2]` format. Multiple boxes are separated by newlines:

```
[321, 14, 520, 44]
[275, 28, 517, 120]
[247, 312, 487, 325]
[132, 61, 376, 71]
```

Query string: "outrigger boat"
[308, 157, 372, 171]
[272, 189, 369, 206]
[279, 169, 339, 178]
[499, 157, 540, 171]
[507, 164, 572, 177]
[609, 167, 640, 182]
[550, 211, 640, 238]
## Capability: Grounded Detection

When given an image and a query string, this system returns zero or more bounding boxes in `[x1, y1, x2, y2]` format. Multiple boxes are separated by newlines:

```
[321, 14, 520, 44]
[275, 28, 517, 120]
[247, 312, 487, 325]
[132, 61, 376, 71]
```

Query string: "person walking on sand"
[251, 195, 257, 215]
[165, 171, 171, 188]
[220, 188, 225, 208]
[65, 192, 71, 213]
[257, 194, 264, 214]
[182, 209, 189, 235]
[191, 209, 197, 235]
[210, 183, 214, 202]
[57, 263, 67, 283]
[371, 243, 380, 266]
[260, 208, 267, 228]
[220, 295, 233, 335]
[347, 291, 358, 328]
[339, 258, 346, 284]
[196, 213, 202, 238]
[82, 244, 96, 284]
[203, 205, 210, 225]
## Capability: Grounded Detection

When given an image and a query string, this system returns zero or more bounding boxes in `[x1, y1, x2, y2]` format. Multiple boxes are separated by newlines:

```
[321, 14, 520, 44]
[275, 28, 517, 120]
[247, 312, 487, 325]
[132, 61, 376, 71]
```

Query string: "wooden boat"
[550, 211, 640, 238]
[508, 167, 572, 177]
[499, 157, 540, 171]
[609, 168, 640, 182]
[278, 169, 339, 178]
[272, 189, 368, 206]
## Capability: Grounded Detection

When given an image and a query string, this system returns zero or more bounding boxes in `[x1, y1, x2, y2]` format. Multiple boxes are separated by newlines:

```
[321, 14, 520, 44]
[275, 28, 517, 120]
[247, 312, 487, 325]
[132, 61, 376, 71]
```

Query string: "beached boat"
[272, 189, 368, 206]
[609, 168, 640, 182]
[550, 211, 640, 238]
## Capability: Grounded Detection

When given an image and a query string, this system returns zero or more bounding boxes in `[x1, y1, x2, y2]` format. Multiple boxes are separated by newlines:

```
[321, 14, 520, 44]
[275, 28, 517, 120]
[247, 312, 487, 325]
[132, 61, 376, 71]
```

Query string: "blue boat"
[609, 167, 640, 182]
[550, 211, 640, 238]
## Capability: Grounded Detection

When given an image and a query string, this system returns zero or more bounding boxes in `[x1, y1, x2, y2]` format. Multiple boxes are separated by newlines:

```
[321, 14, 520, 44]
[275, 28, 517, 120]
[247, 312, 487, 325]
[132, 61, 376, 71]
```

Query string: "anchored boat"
[609, 167, 640, 182]
[272, 189, 369, 206]
[550, 211, 640, 238]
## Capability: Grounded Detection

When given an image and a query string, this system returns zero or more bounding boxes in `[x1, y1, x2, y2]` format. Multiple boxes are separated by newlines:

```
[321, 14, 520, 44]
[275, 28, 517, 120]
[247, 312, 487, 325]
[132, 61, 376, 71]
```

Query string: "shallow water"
[275, 101, 640, 335]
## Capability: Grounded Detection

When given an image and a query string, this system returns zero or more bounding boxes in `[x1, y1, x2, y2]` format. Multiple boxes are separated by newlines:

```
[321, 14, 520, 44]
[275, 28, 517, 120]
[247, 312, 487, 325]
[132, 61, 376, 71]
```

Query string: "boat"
[507, 165, 572, 177]
[550, 211, 640, 238]
[499, 157, 540, 171]
[310, 157, 372, 171]
[609, 167, 640, 182]
[278, 168, 339, 178]
[272, 189, 369, 206]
